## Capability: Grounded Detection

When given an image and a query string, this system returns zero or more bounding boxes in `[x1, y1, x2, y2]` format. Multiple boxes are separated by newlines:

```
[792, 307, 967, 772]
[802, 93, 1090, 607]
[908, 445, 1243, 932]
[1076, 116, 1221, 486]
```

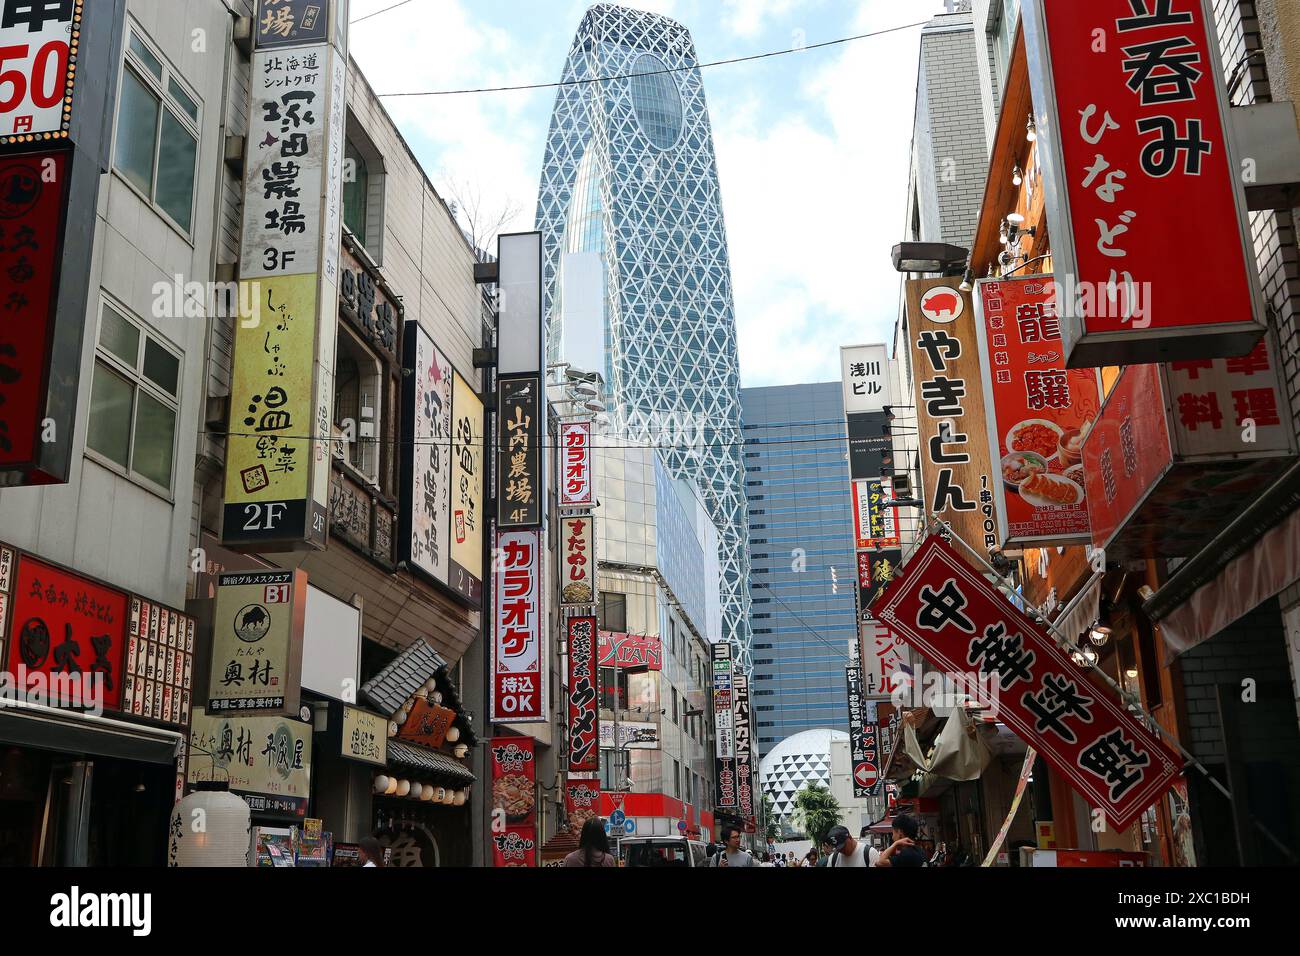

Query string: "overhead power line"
[375, 19, 931, 97]
[352, 0, 416, 25]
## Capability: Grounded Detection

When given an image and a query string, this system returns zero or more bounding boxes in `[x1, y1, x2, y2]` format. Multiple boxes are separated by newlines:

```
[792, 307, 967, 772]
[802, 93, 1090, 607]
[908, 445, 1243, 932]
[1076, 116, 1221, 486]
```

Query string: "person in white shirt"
[826, 826, 881, 867]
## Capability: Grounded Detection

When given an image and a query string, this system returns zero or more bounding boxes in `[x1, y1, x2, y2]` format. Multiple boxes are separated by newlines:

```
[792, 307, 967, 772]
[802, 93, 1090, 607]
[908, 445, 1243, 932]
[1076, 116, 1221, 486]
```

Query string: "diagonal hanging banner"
[873, 534, 1182, 831]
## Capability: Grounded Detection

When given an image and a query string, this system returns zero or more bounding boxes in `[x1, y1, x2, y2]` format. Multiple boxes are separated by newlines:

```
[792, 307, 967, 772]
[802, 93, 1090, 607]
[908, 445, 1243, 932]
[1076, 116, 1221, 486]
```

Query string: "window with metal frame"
[113, 27, 201, 233]
[86, 300, 182, 494]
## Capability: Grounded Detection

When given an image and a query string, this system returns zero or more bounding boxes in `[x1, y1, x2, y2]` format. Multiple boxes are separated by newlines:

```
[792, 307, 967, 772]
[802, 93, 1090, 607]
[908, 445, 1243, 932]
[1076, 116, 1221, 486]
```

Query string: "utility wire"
[352, 0, 416, 25]
[376, 19, 931, 97]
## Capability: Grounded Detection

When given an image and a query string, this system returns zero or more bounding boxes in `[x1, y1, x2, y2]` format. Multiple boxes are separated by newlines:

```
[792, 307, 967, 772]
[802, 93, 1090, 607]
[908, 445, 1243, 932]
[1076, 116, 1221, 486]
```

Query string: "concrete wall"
[0, 0, 234, 608]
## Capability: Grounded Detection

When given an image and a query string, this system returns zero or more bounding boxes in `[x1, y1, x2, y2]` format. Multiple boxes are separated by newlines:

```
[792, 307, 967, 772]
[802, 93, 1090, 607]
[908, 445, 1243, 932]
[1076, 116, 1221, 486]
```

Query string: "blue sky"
[349, 0, 929, 387]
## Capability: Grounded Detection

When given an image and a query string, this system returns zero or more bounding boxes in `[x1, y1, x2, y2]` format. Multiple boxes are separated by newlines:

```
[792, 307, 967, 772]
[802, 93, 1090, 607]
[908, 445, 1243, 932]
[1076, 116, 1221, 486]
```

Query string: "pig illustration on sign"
[921, 289, 963, 322]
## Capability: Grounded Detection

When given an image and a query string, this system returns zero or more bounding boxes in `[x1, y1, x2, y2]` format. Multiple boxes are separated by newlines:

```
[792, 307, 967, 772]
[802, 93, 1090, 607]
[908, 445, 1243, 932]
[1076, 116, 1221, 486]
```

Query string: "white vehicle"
[620, 836, 710, 868]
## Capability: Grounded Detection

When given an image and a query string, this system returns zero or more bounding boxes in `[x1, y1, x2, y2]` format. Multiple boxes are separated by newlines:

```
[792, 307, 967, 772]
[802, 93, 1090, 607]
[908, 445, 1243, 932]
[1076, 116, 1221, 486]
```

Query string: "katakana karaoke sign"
[1022, 0, 1266, 365]
[491, 529, 544, 722]
[558, 420, 593, 507]
[874, 533, 1182, 830]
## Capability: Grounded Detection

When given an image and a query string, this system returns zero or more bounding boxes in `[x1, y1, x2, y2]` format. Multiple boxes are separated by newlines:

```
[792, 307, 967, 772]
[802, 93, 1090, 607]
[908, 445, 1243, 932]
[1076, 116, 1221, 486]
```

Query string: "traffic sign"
[624, 818, 636, 834]
[610, 809, 626, 827]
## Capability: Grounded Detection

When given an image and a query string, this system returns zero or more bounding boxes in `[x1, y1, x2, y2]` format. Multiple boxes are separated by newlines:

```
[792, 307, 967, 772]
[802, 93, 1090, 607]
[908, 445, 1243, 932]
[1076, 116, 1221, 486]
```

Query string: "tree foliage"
[792, 784, 842, 847]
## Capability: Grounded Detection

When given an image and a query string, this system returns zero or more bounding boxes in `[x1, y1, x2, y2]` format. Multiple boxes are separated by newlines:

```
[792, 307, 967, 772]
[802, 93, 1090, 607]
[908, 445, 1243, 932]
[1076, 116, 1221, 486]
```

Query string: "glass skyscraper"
[536, 4, 752, 670]
[740, 383, 857, 757]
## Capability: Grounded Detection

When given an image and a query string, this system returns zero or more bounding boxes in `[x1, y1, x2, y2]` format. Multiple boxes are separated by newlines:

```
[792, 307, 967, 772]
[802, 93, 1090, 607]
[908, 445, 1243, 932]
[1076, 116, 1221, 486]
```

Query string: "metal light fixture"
[1088, 622, 1112, 647]
[890, 241, 970, 275]
[1012, 165, 1023, 186]
[958, 267, 974, 292]
[999, 219, 1010, 245]
[1026, 112, 1038, 142]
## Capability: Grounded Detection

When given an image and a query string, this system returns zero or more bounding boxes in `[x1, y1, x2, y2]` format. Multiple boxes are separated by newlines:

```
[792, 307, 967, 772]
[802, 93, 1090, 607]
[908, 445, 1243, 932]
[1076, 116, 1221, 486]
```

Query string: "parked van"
[620, 836, 711, 867]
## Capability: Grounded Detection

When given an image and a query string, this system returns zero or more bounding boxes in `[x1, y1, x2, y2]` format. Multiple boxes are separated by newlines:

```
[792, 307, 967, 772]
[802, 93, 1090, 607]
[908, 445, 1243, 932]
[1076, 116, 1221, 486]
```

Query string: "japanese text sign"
[733, 671, 754, 821]
[841, 344, 892, 415]
[852, 477, 900, 550]
[0, 148, 69, 471]
[340, 246, 397, 361]
[341, 704, 386, 767]
[857, 548, 902, 622]
[560, 515, 595, 608]
[906, 278, 1000, 559]
[496, 375, 542, 528]
[713, 642, 736, 808]
[564, 778, 601, 835]
[0, 0, 80, 144]
[7, 555, 127, 710]
[559, 420, 593, 507]
[188, 706, 312, 816]
[1023, 0, 1266, 365]
[124, 596, 196, 726]
[567, 616, 599, 772]
[449, 371, 485, 605]
[400, 321, 454, 590]
[860, 618, 909, 698]
[975, 276, 1105, 546]
[875, 534, 1182, 829]
[845, 640, 879, 798]
[207, 569, 307, 717]
[490, 736, 537, 866]
[397, 697, 456, 749]
[491, 529, 544, 722]
[255, 0, 330, 50]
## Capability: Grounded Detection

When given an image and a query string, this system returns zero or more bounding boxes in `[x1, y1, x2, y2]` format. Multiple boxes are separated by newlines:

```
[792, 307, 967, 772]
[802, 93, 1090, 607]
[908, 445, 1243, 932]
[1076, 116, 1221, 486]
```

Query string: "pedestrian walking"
[563, 818, 618, 867]
[825, 825, 880, 867]
[710, 825, 756, 867]
[875, 813, 927, 867]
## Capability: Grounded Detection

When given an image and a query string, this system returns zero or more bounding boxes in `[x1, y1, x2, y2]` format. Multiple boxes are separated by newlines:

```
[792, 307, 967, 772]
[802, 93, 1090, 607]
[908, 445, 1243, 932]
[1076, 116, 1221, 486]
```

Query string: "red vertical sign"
[491, 529, 544, 721]
[0, 149, 69, 470]
[1025, 0, 1265, 364]
[566, 616, 599, 772]
[490, 736, 537, 867]
[975, 276, 1104, 545]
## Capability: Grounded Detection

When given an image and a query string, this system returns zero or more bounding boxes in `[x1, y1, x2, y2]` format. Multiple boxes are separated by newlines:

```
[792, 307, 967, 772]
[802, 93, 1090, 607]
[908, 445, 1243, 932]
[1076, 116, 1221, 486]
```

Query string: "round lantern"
[453, 790, 467, 807]
[373, 775, 391, 795]
[385, 777, 399, 795]
[432, 691, 444, 704]
[442, 789, 456, 805]
[420, 784, 436, 802]
[409, 782, 424, 801]
[445, 726, 460, 743]
[168, 788, 252, 867]
[396, 708, 409, 725]
[396, 779, 412, 797]
[432, 786, 445, 803]
[388, 721, 399, 737]
[424, 679, 438, 693]
[453, 743, 469, 759]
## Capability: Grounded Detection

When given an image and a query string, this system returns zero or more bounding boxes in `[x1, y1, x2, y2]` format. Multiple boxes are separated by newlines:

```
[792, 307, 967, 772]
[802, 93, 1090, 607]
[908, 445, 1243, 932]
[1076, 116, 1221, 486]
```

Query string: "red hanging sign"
[564, 777, 601, 835]
[1023, 0, 1265, 365]
[491, 529, 544, 721]
[558, 421, 593, 507]
[566, 616, 599, 772]
[491, 825, 536, 867]
[975, 276, 1104, 546]
[874, 534, 1182, 830]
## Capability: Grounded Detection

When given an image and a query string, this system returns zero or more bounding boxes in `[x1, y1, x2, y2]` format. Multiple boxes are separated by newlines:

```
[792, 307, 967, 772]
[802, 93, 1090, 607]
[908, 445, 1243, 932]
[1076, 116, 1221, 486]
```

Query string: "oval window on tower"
[628, 53, 684, 150]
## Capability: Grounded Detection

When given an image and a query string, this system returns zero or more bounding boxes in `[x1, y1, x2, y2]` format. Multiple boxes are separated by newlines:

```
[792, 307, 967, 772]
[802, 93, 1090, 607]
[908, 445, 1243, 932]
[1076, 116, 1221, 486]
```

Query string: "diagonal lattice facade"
[536, 3, 752, 672]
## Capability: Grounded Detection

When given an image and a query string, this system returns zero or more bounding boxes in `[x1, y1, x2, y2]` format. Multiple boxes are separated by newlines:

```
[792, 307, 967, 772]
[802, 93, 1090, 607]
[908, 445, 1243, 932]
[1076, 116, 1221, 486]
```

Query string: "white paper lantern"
[424, 679, 438, 693]
[373, 775, 391, 794]
[396, 708, 409, 725]
[420, 784, 436, 802]
[168, 790, 252, 867]
[453, 790, 467, 807]
[385, 777, 399, 795]
[442, 789, 456, 805]
[445, 726, 460, 743]
[453, 743, 469, 759]
[432, 786, 445, 803]
[409, 782, 424, 800]
[388, 721, 399, 737]
[396, 779, 412, 797]
[432, 691, 444, 704]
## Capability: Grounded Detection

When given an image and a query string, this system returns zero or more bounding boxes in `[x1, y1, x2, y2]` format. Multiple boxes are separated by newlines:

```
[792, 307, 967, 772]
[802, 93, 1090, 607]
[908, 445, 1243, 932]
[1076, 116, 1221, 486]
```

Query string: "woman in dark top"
[563, 818, 617, 867]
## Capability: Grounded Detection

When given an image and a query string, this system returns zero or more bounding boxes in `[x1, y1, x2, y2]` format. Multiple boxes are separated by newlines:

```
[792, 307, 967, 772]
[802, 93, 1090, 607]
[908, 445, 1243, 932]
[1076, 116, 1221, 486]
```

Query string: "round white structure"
[759, 728, 849, 820]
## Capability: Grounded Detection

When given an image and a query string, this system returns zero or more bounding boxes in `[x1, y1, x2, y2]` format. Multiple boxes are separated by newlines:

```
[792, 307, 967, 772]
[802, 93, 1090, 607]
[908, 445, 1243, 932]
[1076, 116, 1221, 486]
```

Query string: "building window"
[343, 137, 369, 246]
[114, 28, 200, 233]
[86, 300, 181, 494]
[599, 667, 629, 712]
[599, 592, 627, 632]
[333, 326, 382, 486]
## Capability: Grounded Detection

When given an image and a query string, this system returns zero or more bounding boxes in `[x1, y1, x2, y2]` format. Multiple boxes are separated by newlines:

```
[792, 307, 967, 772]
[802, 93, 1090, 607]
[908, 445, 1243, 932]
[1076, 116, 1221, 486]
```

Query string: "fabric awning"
[385, 739, 475, 787]
[1151, 497, 1300, 655]
[0, 701, 183, 765]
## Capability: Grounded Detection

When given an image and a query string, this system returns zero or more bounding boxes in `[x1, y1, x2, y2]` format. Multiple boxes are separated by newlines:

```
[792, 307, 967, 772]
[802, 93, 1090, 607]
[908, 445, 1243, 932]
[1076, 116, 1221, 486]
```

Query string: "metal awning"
[385, 740, 475, 787]
[0, 700, 183, 765]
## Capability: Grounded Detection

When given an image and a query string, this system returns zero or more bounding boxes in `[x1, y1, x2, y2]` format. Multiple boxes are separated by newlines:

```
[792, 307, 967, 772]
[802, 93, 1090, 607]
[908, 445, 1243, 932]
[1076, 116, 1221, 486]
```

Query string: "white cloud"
[720, 0, 809, 40]
[715, 1, 920, 386]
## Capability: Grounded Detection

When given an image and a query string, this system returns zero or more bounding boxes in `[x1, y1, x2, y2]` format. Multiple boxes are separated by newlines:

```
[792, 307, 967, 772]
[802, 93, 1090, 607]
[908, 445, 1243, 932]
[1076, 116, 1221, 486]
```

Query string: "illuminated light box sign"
[974, 275, 1105, 547]
[1022, 0, 1267, 365]
[1082, 338, 1298, 562]
[0, 0, 82, 145]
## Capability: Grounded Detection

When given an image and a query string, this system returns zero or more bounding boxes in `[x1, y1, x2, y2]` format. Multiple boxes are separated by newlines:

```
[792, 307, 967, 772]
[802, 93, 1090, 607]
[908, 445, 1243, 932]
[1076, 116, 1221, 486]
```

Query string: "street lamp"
[890, 242, 970, 276]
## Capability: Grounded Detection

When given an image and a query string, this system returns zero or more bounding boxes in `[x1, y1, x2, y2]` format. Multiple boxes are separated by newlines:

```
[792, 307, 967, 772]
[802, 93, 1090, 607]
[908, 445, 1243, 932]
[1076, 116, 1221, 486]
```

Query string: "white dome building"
[759, 729, 848, 820]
